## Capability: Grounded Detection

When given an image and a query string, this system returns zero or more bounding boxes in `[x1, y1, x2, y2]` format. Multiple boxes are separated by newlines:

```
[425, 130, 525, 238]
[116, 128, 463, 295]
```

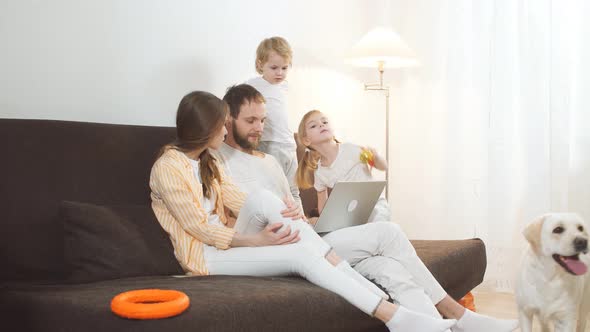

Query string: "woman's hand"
[224, 208, 237, 228]
[255, 223, 301, 246]
[231, 223, 300, 247]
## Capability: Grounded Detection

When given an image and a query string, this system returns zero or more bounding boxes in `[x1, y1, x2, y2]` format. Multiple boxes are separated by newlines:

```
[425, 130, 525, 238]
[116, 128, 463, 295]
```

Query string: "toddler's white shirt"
[245, 76, 293, 144]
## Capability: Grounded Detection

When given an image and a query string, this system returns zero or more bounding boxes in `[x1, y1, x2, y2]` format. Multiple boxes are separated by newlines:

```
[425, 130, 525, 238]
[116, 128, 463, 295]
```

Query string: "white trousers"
[322, 223, 448, 318]
[203, 189, 382, 316]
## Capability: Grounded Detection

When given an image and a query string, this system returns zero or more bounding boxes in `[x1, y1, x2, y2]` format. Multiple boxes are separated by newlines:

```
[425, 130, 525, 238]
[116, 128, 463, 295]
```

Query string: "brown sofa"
[0, 119, 486, 332]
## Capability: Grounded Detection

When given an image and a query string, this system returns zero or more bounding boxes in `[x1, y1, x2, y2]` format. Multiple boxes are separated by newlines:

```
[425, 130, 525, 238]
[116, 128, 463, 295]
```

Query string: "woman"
[149, 90, 457, 331]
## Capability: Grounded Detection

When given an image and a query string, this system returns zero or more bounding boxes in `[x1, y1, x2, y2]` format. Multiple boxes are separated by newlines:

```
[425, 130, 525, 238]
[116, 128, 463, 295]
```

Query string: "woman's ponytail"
[199, 149, 221, 199]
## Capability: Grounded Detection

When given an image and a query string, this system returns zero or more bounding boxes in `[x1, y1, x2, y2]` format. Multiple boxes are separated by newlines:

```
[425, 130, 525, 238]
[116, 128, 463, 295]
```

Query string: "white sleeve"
[313, 171, 328, 192]
[348, 143, 363, 155]
[245, 77, 264, 93]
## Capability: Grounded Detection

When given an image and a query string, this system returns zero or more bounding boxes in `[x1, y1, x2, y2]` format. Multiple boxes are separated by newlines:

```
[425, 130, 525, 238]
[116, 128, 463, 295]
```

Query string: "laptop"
[313, 181, 386, 233]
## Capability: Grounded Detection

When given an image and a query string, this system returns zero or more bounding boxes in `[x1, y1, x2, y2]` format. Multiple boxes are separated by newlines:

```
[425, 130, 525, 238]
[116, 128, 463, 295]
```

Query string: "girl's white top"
[314, 143, 391, 222]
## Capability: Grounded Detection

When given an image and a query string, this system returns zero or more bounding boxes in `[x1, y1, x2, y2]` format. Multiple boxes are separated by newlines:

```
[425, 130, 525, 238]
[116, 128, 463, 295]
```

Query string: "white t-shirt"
[313, 142, 391, 223]
[214, 143, 299, 205]
[188, 158, 223, 227]
[314, 143, 373, 192]
[245, 76, 293, 144]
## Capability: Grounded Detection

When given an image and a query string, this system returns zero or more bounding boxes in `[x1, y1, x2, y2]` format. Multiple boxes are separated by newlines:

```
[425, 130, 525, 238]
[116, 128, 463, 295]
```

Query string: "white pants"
[322, 223, 448, 318]
[203, 189, 382, 316]
[257, 141, 301, 205]
[367, 197, 392, 223]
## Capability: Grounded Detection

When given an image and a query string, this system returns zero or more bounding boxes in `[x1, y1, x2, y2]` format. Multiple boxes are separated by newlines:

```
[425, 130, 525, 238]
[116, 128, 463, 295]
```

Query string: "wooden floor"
[473, 291, 589, 331]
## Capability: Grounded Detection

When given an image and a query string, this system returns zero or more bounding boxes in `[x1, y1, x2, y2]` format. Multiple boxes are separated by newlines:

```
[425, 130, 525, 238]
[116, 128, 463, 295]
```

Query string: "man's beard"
[233, 124, 260, 151]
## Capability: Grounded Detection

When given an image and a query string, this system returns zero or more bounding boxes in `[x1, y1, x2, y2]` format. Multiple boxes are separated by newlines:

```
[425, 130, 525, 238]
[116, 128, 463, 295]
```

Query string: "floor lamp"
[346, 27, 418, 199]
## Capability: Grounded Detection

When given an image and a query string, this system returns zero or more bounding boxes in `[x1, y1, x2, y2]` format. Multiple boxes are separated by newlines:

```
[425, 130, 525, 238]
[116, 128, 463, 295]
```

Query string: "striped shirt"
[150, 147, 247, 275]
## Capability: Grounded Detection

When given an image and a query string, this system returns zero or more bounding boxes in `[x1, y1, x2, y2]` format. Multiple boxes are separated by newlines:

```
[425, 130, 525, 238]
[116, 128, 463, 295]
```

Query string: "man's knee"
[242, 189, 286, 222]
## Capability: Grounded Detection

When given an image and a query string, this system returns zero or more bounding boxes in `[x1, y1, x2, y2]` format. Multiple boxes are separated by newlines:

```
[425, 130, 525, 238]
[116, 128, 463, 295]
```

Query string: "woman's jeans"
[203, 189, 382, 315]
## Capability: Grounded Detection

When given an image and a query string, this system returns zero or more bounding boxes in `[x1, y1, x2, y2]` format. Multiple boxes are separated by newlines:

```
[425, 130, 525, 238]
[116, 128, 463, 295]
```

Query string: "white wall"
[0, 0, 394, 158]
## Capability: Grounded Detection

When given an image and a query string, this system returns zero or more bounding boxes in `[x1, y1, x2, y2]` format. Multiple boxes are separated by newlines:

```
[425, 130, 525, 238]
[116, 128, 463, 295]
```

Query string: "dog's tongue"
[563, 256, 588, 275]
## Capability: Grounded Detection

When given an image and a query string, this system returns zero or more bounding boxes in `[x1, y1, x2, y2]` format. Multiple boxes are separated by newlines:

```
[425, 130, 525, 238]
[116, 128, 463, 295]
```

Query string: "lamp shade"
[346, 27, 419, 68]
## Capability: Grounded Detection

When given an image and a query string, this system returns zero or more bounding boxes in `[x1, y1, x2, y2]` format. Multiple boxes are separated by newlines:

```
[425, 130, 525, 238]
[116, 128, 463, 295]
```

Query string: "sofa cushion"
[410, 239, 486, 300]
[0, 275, 387, 332]
[61, 201, 183, 283]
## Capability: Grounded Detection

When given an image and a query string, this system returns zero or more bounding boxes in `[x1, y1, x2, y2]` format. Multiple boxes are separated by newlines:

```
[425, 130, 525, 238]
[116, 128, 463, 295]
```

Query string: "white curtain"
[388, 0, 590, 292]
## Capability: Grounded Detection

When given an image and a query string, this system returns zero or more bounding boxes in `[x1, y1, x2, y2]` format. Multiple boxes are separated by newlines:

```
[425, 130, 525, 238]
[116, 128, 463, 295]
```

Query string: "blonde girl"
[295, 110, 519, 332]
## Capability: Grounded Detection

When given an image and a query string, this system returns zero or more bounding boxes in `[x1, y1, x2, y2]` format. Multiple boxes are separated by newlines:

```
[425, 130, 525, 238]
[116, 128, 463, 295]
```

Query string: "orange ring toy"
[111, 289, 190, 319]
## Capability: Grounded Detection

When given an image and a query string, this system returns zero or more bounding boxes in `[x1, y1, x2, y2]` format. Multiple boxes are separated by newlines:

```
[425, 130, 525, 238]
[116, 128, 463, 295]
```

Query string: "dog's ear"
[524, 214, 547, 254]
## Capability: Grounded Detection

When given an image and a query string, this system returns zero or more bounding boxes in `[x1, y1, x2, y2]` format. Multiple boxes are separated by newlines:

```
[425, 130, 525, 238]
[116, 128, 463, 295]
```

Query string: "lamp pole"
[364, 61, 390, 199]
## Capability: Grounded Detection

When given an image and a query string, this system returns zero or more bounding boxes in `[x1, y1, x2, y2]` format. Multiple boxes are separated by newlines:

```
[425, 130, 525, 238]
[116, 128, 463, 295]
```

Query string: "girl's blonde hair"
[295, 110, 339, 189]
[255, 36, 293, 74]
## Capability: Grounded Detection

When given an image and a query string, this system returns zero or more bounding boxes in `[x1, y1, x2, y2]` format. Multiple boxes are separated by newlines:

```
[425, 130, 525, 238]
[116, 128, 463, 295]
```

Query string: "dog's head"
[524, 213, 589, 276]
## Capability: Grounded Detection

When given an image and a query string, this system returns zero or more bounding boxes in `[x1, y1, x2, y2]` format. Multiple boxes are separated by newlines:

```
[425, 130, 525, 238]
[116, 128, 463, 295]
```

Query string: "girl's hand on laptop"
[306, 217, 319, 226]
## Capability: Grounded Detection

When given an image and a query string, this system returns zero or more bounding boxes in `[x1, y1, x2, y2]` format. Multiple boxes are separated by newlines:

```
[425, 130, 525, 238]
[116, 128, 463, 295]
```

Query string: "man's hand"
[281, 196, 305, 220]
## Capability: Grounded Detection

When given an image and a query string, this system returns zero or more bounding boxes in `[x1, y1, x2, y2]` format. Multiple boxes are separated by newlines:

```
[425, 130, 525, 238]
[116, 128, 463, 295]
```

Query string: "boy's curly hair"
[255, 36, 293, 74]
